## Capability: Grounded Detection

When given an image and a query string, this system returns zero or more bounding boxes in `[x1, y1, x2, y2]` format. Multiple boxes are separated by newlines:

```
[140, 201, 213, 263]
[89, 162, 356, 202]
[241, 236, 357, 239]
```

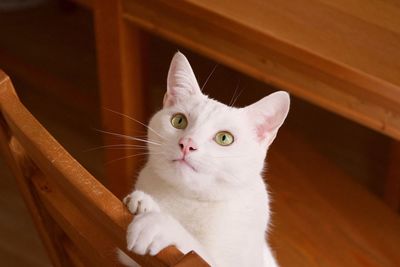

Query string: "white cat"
[118, 52, 289, 267]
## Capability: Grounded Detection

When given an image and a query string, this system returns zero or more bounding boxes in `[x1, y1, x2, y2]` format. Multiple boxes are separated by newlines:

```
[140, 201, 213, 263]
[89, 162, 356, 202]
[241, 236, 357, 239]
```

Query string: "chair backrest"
[0, 70, 209, 267]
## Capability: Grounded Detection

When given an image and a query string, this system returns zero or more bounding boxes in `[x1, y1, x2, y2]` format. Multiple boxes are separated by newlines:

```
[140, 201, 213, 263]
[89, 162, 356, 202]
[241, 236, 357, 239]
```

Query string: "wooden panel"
[122, 0, 400, 141]
[94, 0, 148, 198]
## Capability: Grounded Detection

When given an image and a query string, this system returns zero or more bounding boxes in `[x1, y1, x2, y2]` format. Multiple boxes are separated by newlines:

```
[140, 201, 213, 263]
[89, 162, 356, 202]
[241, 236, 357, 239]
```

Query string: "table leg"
[384, 140, 400, 211]
[94, 0, 148, 198]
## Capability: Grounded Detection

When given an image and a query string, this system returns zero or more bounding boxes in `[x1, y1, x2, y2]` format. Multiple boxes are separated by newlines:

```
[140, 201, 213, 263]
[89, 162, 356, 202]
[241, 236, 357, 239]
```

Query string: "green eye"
[171, 113, 188, 129]
[215, 131, 234, 146]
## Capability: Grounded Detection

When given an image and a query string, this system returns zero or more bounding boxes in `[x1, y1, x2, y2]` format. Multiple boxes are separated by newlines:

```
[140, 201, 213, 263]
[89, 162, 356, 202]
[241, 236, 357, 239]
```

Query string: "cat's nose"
[179, 137, 198, 155]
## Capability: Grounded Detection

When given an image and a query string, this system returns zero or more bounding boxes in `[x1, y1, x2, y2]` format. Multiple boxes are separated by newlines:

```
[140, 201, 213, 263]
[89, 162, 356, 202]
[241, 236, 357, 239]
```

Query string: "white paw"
[123, 190, 160, 215]
[126, 212, 181, 256]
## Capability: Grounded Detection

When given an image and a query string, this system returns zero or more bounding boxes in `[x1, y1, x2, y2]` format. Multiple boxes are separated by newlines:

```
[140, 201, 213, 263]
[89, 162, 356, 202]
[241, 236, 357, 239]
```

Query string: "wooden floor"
[0, 2, 399, 267]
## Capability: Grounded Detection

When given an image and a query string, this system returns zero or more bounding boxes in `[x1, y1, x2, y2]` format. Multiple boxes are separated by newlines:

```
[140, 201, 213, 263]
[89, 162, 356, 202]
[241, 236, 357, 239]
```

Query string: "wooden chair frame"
[0, 71, 209, 267]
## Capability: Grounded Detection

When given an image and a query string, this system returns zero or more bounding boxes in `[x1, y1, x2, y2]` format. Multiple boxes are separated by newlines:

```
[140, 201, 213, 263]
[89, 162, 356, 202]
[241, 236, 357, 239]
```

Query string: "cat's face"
[146, 52, 289, 197]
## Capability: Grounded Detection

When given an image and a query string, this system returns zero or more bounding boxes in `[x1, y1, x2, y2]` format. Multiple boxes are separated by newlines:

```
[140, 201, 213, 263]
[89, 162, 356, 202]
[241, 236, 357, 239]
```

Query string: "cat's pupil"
[178, 118, 182, 124]
[222, 135, 226, 141]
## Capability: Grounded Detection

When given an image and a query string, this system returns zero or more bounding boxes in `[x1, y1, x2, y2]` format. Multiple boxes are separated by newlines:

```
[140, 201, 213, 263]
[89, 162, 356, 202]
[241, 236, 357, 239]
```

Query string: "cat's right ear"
[164, 52, 202, 107]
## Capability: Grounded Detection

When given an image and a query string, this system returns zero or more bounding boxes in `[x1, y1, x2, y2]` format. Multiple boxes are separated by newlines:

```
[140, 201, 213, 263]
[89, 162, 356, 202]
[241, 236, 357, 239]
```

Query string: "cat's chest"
[155, 190, 240, 238]
[135, 169, 269, 240]
[138, 179, 238, 223]
[146, 186, 227, 225]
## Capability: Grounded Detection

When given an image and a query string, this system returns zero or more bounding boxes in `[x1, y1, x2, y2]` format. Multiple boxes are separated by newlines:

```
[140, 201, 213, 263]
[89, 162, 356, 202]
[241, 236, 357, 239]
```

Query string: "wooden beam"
[94, 0, 148, 198]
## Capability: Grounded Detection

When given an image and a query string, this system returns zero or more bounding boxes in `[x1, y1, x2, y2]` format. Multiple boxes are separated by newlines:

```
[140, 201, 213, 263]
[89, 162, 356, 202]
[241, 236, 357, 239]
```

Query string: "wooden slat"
[122, 0, 400, 141]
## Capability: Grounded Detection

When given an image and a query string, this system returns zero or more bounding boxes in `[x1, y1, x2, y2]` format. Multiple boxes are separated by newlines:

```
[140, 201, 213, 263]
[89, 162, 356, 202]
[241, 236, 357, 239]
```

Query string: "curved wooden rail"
[0, 70, 209, 267]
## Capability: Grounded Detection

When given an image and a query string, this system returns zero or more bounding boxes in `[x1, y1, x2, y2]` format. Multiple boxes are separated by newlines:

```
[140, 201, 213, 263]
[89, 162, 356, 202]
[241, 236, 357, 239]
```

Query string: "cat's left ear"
[164, 52, 202, 107]
[245, 91, 290, 146]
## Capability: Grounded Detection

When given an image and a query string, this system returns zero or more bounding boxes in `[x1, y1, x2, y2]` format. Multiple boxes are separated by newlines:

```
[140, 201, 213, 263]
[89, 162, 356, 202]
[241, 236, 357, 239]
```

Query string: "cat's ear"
[245, 91, 290, 146]
[164, 52, 202, 107]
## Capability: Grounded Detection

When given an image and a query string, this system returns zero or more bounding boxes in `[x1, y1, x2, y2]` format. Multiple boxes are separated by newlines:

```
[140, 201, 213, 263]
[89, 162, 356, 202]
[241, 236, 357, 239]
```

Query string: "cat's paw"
[126, 212, 182, 256]
[123, 190, 160, 215]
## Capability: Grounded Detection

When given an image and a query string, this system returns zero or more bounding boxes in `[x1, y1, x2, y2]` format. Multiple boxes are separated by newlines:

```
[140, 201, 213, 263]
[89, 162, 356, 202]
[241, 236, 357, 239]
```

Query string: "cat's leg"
[118, 190, 160, 267]
[120, 191, 213, 265]
[126, 211, 214, 265]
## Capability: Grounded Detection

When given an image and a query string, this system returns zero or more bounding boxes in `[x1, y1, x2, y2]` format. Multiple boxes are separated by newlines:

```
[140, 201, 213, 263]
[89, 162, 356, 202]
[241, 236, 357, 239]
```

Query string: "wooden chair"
[0, 71, 209, 267]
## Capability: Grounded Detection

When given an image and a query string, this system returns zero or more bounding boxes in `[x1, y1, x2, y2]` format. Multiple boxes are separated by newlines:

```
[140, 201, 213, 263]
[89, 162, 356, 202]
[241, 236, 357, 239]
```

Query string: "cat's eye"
[215, 131, 234, 146]
[171, 113, 188, 129]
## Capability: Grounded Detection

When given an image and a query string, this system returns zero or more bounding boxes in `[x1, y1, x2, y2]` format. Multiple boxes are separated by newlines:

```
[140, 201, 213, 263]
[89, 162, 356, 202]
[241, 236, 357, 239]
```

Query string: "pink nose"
[179, 137, 198, 155]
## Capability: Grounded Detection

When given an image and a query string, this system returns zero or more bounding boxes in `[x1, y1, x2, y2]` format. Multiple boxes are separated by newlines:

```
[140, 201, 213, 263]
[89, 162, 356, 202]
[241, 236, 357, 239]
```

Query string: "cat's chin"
[152, 164, 237, 201]
[172, 159, 197, 172]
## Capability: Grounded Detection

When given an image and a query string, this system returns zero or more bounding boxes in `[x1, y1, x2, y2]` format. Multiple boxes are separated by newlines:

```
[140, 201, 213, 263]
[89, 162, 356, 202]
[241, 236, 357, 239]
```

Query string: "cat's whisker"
[84, 144, 148, 152]
[106, 152, 164, 165]
[229, 82, 240, 107]
[231, 87, 244, 107]
[104, 147, 149, 151]
[94, 129, 162, 146]
[201, 64, 218, 91]
[104, 108, 166, 140]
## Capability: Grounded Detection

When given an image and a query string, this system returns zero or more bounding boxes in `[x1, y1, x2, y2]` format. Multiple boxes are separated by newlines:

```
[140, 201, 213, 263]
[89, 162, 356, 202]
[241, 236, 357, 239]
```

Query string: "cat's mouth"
[172, 158, 197, 172]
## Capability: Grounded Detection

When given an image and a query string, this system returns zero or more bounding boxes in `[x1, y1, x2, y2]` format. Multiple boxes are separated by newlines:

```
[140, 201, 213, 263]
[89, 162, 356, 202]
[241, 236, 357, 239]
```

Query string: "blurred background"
[0, 0, 398, 266]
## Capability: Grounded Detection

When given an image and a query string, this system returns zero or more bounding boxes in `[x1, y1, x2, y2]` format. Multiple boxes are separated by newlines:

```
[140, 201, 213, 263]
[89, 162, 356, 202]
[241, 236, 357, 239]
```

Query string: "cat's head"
[147, 52, 289, 198]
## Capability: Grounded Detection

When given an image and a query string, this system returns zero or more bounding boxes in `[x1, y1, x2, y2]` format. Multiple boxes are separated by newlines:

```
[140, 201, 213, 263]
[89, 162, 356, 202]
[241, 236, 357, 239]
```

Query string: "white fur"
[118, 52, 289, 267]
